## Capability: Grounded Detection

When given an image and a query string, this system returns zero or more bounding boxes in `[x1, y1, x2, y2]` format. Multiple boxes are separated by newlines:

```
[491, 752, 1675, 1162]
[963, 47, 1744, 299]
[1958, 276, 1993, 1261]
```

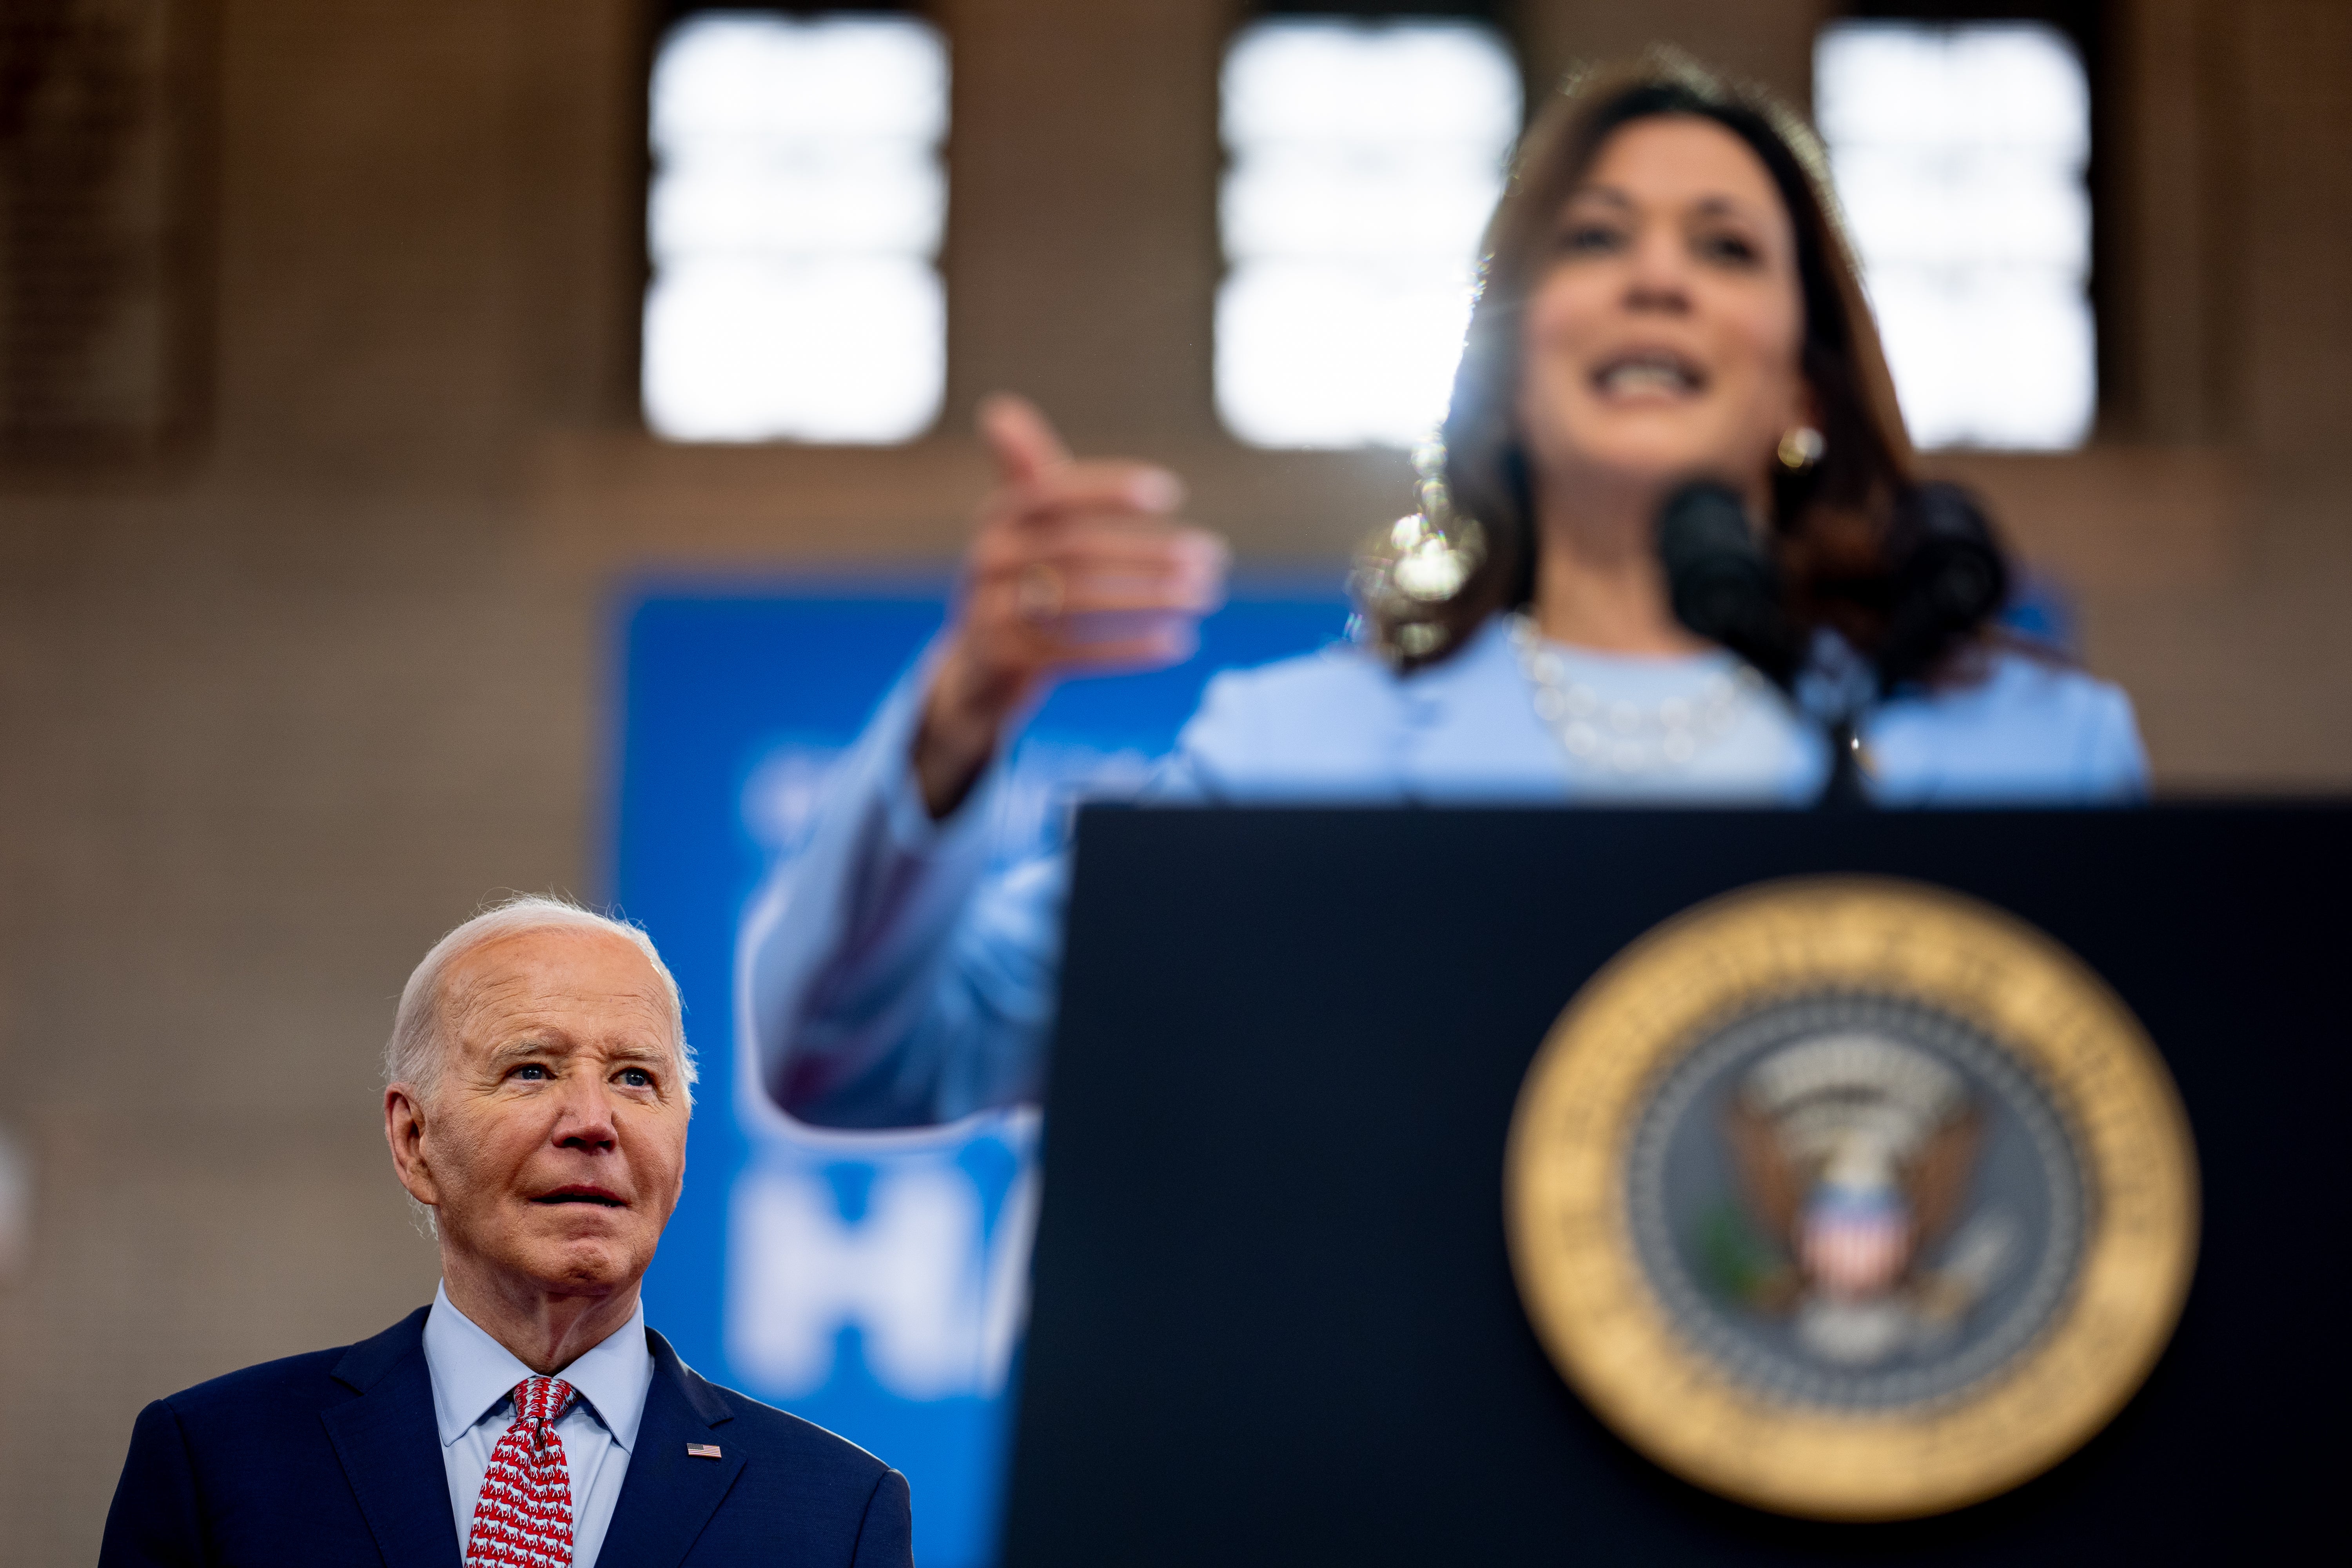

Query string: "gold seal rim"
[1503, 875, 2200, 1522]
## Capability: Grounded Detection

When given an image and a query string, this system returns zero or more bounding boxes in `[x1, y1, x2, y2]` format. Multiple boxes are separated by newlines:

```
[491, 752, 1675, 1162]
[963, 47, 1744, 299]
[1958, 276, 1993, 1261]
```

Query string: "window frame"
[632, 1, 946, 446]
[1830, 0, 2111, 445]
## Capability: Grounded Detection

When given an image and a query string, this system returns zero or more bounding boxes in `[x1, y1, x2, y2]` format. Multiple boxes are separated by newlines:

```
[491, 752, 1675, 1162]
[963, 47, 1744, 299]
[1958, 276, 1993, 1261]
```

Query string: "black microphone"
[1655, 481, 1804, 690]
[1875, 482, 2009, 694]
[1657, 481, 1867, 808]
[1655, 480, 2012, 810]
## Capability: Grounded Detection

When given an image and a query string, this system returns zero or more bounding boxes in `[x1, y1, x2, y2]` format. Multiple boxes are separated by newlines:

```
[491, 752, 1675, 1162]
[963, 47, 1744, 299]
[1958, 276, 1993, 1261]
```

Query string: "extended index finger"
[978, 394, 1073, 489]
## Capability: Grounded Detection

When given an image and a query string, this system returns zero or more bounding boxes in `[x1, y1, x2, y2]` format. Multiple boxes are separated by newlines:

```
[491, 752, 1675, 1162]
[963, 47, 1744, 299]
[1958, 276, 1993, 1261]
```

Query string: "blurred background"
[2, 0, 2346, 1560]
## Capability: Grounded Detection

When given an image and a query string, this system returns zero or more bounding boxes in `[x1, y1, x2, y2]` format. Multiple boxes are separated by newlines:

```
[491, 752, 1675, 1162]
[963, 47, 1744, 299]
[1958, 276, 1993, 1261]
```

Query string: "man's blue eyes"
[509, 1063, 655, 1087]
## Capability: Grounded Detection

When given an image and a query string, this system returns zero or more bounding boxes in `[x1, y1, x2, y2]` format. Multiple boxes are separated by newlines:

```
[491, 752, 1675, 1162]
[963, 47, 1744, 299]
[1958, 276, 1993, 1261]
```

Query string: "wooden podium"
[997, 806, 2343, 1564]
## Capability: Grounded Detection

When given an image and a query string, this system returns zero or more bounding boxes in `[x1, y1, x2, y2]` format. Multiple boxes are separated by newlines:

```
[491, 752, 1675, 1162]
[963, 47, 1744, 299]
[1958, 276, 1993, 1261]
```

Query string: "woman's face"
[1517, 115, 1811, 513]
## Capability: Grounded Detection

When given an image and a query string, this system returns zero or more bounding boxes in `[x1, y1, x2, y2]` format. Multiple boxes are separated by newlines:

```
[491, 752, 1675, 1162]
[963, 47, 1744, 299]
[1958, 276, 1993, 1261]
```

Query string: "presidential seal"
[1503, 877, 2198, 1521]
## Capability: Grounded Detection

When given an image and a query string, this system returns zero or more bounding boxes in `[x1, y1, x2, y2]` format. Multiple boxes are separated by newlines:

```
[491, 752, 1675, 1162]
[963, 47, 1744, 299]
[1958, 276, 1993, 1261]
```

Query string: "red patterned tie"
[465, 1376, 577, 1568]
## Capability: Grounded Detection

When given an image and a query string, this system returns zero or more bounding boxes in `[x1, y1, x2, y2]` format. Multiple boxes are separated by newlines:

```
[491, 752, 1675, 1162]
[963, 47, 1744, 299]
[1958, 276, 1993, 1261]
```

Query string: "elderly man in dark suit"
[100, 895, 912, 1567]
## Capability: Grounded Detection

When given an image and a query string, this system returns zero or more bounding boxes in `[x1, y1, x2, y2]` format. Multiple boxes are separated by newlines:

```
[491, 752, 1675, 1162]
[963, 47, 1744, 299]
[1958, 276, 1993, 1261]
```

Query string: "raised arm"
[742, 397, 1227, 1128]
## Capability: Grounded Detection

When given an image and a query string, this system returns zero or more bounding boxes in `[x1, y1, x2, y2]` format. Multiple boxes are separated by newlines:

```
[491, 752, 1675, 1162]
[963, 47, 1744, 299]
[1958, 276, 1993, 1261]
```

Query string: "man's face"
[392, 928, 690, 1302]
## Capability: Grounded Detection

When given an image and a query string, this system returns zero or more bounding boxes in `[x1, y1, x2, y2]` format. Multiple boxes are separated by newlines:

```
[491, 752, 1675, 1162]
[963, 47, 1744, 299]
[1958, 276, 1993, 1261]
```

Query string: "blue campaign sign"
[611, 583, 1348, 1567]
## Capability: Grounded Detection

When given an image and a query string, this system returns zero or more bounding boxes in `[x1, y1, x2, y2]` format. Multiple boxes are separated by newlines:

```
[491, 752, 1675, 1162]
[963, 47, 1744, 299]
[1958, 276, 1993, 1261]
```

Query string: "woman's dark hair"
[1367, 51, 1979, 674]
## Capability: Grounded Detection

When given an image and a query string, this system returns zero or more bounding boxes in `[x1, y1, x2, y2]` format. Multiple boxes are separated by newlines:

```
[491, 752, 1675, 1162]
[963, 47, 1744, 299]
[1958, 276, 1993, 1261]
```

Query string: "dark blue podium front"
[998, 805, 2343, 1565]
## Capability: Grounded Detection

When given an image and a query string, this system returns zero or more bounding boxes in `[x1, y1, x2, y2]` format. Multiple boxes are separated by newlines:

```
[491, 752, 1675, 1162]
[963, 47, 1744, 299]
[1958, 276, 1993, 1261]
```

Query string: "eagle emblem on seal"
[1710, 1031, 2014, 1367]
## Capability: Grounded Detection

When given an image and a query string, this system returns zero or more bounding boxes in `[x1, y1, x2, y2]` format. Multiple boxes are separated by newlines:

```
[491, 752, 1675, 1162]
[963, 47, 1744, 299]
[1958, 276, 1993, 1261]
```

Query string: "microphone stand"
[1818, 714, 1871, 811]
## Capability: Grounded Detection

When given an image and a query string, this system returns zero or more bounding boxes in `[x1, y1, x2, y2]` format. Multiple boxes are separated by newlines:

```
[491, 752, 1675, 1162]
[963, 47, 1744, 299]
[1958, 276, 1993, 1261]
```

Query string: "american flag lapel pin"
[686, 1443, 722, 1459]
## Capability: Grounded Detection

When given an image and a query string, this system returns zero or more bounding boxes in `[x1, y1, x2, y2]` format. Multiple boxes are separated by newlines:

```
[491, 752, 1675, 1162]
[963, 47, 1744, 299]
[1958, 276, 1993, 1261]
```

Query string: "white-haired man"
[99, 895, 913, 1568]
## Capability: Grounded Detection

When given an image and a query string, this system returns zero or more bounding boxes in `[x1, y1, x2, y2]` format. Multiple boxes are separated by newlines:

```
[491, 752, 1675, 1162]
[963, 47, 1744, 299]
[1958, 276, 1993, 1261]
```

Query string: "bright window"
[1216, 19, 1521, 449]
[1815, 21, 2095, 450]
[643, 13, 948, 444]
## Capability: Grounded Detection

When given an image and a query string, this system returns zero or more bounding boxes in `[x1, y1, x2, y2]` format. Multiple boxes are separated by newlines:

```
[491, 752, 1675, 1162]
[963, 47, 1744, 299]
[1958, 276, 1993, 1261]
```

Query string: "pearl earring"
[1777, 425, 1826, 470]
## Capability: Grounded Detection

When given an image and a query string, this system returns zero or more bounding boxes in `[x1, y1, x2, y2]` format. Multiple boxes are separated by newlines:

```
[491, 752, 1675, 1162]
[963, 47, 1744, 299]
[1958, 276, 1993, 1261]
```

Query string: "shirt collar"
[421, 1281, 654, 1454]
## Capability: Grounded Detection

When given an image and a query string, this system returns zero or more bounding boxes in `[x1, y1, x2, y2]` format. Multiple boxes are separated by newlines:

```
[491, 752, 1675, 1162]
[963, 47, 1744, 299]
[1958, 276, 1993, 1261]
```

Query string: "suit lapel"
[598, 1329, 744, 1568]
[320, 1307, 465, 1568]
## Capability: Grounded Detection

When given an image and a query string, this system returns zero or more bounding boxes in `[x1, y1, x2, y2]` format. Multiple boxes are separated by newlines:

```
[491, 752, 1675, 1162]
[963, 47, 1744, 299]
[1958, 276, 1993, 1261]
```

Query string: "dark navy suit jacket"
[98, 1306, 913, 1567]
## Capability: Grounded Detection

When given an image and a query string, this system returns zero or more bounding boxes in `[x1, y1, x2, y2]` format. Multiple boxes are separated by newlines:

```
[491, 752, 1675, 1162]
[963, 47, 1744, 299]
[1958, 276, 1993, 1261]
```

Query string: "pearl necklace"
[1506, 613, 1759, 774]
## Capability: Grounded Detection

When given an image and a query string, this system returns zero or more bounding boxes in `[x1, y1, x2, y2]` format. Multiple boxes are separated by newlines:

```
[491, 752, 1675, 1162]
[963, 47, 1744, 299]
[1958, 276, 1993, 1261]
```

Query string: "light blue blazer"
[742, 615, 2148, 1129]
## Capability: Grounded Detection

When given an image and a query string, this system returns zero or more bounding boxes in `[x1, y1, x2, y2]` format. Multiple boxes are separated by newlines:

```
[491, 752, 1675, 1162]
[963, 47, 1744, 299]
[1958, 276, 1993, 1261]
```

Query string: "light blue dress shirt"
[742, 613, 2150, 1130]
[423, 1283, 655, 1568]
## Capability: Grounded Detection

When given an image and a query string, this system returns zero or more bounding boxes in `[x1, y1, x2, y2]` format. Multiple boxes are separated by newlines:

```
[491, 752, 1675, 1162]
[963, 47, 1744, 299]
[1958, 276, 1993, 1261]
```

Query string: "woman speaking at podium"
[746, 54, 2148, 1129]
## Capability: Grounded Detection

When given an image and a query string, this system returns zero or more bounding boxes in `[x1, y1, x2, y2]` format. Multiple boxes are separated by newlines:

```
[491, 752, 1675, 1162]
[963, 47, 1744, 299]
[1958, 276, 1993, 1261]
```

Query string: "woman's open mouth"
[1591, 350, 1707, 400]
